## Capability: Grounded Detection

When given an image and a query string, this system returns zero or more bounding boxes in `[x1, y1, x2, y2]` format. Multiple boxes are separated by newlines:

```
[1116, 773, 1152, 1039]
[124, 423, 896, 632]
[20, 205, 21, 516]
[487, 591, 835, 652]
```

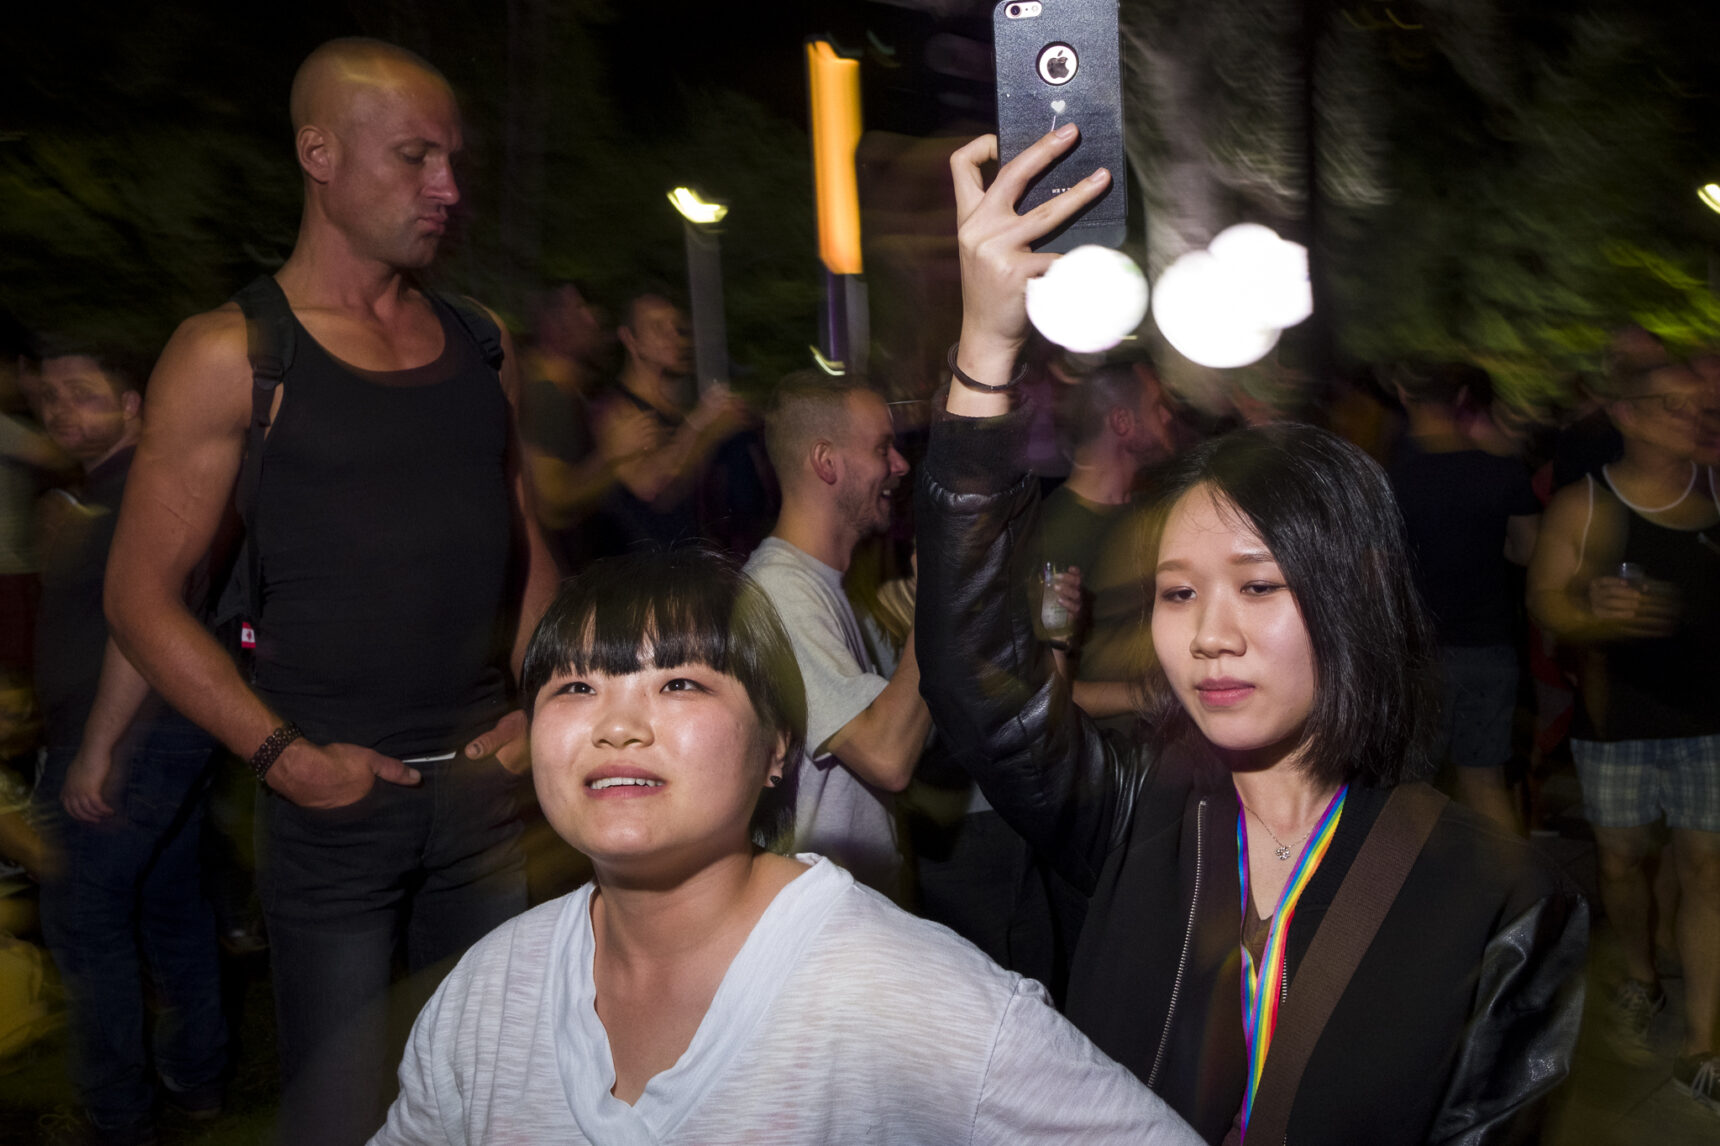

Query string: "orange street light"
[807, 40, 863, 275]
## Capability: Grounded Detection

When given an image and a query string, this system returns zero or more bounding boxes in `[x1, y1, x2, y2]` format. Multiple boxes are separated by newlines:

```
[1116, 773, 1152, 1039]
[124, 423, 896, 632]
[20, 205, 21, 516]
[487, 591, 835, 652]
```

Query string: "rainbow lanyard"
[1236, 784, 1347, 1141]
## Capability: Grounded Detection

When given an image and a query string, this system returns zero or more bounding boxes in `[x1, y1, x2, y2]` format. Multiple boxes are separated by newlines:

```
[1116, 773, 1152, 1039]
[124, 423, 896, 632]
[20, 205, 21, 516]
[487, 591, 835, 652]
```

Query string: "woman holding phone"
[371, 548, 1201, 1146]
[915, 125, 1587, 1145]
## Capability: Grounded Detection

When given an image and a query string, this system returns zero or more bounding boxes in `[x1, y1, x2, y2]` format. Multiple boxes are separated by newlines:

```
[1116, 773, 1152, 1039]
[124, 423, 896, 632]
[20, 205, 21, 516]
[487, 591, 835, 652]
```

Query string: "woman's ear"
[764, 731, 791, 788]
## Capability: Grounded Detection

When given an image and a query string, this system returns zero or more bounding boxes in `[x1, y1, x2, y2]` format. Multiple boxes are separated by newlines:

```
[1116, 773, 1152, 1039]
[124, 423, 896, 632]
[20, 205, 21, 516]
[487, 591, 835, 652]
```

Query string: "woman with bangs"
[372, 548, 1201, 1145]
[915, 126, 1588, 1145]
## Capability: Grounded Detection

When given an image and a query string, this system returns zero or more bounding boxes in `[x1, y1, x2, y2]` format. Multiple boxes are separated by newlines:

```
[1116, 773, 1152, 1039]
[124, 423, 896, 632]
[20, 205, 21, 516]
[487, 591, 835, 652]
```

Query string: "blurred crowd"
[1, 32, 1719, 1146]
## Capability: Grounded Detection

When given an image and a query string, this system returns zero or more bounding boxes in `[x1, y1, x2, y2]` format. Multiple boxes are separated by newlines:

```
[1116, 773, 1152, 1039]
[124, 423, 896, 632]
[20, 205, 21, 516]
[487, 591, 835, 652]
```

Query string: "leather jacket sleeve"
[913, 403, 1149, 893]
[1427, 891, 1590, 1146]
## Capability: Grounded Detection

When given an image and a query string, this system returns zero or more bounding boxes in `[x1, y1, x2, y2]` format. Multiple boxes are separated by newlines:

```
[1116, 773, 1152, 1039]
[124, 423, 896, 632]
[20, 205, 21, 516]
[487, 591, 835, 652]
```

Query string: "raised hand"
[948, 125, 1111, 407]
[690, 382, 750, 440]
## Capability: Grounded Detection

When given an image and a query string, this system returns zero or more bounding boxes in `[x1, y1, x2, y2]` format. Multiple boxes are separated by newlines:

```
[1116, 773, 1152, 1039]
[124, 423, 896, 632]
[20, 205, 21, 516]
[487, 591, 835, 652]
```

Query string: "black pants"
[913, 809, 1087, 1006]
[36, 723, 225, 1131]
[258, 751, 527, 1146]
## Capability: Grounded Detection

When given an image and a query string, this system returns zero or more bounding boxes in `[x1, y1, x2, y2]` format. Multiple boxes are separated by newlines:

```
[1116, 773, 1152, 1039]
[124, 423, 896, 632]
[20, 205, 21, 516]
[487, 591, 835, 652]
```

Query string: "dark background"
[2, 0, 1717, 402]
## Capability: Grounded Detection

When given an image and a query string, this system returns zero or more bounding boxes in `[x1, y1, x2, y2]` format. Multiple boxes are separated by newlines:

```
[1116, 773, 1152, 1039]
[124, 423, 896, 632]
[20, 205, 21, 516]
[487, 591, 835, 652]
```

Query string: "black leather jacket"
[915, 406, 1587, 1146]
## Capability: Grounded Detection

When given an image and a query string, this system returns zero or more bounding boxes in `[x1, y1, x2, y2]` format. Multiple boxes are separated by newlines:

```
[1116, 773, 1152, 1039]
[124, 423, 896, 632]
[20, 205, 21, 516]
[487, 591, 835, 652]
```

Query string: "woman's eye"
[1158, 586, 1194, 604]
[401, 151, 426, 165]
[1242, 581, 1284, 596]
[557, 680, 593, 696]
[662, 677, 707, 694]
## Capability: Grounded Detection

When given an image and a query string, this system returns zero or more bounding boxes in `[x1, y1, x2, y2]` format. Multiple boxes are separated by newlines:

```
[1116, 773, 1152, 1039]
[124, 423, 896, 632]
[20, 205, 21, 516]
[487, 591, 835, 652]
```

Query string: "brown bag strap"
[1243, 783, 1448, 1145]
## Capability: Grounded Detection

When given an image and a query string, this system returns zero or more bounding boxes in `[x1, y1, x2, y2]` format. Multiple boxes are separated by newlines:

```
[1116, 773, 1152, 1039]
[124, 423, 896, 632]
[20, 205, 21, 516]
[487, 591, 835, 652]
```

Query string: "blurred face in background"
[1691, 351, 1720, 467]
[37, 355, 138, 468]
[541, 285, 606, 365]
[1129, 366, 1177, 462]
[1611, 364, 1705, 462]
[621, 296, 691, 378]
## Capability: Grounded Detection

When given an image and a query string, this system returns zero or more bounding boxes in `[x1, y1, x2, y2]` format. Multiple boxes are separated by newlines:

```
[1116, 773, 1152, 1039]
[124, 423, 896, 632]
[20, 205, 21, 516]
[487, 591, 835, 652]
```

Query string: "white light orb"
[1208, 223, 1312, 330]
[1025, 244, 1150, 354]
[1151, 250, 1281, 370]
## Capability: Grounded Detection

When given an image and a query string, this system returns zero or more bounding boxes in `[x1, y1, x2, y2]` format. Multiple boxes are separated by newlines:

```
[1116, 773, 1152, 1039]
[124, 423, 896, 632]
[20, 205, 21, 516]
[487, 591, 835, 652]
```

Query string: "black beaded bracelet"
[250, 722, 303, 783]
[946, 343, 1028, 393]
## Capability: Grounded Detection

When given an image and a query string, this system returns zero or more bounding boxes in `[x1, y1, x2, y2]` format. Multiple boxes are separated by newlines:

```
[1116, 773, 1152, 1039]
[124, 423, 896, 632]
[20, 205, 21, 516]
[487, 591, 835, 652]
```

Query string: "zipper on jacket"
[1148, 797, 1205, 1090]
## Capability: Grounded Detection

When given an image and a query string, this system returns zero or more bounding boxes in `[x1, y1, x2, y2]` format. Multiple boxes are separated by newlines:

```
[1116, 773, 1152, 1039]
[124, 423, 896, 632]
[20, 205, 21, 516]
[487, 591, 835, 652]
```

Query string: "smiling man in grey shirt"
[743, 372, 931, 897]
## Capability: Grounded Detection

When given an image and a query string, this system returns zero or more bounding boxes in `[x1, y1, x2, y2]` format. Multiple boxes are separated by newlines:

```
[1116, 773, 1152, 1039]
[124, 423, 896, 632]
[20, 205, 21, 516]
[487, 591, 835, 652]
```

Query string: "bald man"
[105, 38, 556, 1144]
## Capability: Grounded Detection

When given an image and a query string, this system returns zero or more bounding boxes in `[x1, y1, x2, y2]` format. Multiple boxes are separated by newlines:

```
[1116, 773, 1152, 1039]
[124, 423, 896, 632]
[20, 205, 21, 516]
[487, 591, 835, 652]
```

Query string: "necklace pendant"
[1274, 844, 1292, 861]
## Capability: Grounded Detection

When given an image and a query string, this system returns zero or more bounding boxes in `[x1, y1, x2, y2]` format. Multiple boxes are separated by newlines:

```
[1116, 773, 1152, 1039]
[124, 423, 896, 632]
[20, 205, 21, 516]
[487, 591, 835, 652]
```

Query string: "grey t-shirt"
[743, 538, 898, 894]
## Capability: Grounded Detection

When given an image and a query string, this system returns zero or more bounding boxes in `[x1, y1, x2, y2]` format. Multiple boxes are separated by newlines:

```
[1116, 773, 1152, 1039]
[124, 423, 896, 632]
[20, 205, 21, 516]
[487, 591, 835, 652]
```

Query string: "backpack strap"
[232, 275, 295, 522]
[1242, 782, 1448, 1145]
[206, 275, 294, 665]
[431, 291, 505, 374]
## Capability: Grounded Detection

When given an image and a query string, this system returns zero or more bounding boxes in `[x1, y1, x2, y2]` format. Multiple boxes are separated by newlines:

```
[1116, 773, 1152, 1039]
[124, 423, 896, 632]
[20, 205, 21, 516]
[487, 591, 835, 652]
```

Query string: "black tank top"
[1576, 469, 1720, 741]
[252, 298, 514, 756]
[592, 386, 700, 555]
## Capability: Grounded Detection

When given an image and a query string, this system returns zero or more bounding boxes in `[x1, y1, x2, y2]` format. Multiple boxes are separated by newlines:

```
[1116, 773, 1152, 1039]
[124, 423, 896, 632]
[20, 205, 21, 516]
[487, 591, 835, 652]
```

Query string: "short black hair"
[527, 280, 592, 329]
[619, 288, 686, 334]
[762, 370, 871, 478]
[1391, 361, 1492, 412]
[521, 548, 807, 847]
[1142, 423, 1438, 788]
[1054, 361, 1144, 453]
[35, 335, 146, 397]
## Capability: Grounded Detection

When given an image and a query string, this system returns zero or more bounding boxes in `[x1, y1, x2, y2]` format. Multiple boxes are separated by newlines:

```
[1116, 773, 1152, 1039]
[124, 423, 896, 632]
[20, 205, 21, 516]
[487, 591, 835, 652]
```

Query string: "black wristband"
[250, 722, 303, 783]
[947, 343, 1028, 393]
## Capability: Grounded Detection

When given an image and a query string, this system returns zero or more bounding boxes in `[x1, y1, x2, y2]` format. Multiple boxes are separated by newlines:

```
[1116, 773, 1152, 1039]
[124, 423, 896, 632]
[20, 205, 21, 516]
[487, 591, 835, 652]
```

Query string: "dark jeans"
[34, 720, 226, 1132]
[259, 750, 527, 1146]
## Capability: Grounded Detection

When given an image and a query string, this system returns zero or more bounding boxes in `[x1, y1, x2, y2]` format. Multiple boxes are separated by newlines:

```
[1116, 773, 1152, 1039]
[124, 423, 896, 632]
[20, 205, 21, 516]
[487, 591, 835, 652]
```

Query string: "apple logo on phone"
[1038, 43, 1077, 86]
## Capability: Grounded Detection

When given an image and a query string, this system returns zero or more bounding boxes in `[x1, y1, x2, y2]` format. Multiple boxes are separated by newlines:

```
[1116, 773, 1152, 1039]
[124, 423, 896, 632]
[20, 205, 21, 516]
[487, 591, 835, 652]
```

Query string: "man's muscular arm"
[603, 384, 747, 505]
[1527, 481, 1674, 643]
[104, 304, 418, 807]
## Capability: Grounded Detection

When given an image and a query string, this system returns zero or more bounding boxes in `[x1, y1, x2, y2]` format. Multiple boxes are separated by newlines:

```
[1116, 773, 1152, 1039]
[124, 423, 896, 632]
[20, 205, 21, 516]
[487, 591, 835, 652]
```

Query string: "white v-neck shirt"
[372, 856, 1200, 1146]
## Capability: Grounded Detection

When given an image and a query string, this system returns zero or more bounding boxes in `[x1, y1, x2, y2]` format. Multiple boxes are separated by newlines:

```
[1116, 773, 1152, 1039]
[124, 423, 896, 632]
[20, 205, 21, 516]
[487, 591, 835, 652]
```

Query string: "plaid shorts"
[1572, 734, 1720, 832]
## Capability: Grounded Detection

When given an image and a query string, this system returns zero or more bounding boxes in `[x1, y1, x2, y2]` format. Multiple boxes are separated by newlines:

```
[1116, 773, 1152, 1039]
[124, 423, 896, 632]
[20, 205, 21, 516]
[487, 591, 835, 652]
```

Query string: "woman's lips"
[1194, 678, 1254, 708]
[584, 764, 666, 798]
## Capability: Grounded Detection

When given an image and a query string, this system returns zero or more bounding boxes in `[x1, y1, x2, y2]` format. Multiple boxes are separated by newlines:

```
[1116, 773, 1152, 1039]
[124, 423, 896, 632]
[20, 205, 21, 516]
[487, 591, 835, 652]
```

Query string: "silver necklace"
[1245, 805, 1310, 862]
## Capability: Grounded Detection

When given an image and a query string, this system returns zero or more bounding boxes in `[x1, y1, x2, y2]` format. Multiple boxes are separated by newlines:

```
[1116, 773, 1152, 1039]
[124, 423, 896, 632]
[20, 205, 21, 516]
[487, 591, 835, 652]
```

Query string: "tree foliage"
[1333, 6, 1720, 402]
[0, 1, 820, 390]
[1115, 0, 1720, 404]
